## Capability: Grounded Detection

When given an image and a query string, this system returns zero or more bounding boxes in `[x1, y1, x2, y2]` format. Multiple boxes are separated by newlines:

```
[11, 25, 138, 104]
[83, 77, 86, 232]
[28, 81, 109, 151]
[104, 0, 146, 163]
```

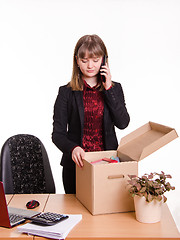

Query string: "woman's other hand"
[72, 146, 85, 168]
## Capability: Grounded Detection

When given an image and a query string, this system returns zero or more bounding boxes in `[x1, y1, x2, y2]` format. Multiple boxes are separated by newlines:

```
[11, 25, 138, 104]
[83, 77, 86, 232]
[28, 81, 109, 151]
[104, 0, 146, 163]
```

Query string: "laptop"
[0, 181, 39, 228]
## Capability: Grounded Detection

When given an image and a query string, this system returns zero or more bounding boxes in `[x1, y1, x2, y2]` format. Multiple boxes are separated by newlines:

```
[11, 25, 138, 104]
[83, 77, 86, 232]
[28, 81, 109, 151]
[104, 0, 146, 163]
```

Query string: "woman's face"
[77, 51, 103, 80]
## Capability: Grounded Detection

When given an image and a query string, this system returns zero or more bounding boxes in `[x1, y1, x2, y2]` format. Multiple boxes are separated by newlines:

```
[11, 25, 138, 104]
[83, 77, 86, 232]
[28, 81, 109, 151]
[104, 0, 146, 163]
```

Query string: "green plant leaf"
[142, 176, 148, 181]
[163, 195, 167, 203]
[147, 194, 153, 202]
[148, 173, 154, 179]
[140, 187, 146, 193]
[157, 195, 162, 201]
[135, 183, 141, 191]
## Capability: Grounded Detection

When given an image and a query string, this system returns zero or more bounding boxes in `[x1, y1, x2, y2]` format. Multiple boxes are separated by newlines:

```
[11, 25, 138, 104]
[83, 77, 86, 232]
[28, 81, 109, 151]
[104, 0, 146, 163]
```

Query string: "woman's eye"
[82, 60, 88, 63]
[93, 58, 99, 62]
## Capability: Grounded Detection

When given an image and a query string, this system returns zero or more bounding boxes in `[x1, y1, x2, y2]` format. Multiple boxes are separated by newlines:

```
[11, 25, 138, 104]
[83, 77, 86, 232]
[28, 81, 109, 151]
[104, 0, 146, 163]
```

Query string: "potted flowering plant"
[128, 171, 175, 223]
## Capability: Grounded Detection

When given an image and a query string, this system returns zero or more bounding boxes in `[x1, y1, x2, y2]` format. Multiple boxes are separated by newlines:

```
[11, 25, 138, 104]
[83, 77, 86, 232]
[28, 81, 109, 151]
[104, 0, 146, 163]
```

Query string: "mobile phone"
[99, 55, 107, 83]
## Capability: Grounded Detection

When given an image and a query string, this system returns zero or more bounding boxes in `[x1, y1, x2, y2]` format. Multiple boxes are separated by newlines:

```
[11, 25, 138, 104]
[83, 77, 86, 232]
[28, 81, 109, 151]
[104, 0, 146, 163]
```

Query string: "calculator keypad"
[28, 212, 69, 225]
[36, 212, 64, 222]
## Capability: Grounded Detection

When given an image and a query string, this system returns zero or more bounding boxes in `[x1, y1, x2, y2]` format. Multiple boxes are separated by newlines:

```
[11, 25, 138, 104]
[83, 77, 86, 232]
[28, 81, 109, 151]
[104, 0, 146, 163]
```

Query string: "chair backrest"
[0, 134, 55, 194]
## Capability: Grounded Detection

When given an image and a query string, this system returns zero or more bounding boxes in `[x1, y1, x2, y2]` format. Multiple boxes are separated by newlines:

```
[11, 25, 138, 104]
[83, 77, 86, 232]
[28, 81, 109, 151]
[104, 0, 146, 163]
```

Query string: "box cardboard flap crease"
[76, 122, 178, 215]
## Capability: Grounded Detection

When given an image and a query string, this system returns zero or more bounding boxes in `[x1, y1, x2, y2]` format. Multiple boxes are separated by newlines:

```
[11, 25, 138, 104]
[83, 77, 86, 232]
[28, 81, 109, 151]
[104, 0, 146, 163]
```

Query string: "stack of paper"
[18, 214, 82, 239]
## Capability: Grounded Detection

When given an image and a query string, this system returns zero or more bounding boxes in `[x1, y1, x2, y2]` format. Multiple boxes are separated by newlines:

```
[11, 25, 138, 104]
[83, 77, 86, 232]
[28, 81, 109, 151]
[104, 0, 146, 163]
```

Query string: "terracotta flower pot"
[134, 195, 163, 223]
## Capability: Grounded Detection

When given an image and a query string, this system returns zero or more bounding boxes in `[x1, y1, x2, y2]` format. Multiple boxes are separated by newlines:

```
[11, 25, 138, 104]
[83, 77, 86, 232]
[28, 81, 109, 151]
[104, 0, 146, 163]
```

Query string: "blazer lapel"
[74, 91, 84, 135]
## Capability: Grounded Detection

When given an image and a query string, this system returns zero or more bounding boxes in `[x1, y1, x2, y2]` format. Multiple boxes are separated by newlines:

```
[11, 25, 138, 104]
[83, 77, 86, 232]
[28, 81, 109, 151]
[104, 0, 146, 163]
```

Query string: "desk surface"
[1, 194, 179, 240]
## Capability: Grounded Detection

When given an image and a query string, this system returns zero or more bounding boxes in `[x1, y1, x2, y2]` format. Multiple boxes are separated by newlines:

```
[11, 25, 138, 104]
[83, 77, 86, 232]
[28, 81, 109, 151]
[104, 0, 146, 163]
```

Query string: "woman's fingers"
[72, 146, 85, 168]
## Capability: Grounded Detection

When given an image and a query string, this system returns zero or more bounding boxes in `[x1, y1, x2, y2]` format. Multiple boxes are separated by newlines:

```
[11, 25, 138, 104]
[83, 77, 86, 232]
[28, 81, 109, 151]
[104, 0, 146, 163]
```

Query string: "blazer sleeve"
[52, 86, 78, 154]
[103, 82, 130, 129]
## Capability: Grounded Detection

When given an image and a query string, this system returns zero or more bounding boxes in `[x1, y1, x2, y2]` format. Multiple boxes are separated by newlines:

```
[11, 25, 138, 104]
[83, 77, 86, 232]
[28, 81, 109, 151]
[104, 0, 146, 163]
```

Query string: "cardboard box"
[76, 122, 178, 215]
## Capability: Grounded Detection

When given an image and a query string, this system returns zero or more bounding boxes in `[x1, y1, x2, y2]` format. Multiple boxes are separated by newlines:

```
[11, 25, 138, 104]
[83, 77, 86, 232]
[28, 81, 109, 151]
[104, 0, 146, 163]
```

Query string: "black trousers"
[62, 166, 76, 194]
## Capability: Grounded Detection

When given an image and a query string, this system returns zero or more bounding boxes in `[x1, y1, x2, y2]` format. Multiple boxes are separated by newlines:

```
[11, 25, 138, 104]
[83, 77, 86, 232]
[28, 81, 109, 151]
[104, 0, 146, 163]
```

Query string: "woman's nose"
[87, 60, 93, 68]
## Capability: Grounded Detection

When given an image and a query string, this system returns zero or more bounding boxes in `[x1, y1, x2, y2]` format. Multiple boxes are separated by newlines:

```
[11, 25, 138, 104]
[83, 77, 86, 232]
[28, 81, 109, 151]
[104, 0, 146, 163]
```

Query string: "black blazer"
[52, 81, 130, 167]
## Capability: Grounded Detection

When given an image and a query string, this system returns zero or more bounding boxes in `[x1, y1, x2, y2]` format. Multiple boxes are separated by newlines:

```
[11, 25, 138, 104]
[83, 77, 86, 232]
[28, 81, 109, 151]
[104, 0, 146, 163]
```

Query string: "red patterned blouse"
[82, 81, 104, 152]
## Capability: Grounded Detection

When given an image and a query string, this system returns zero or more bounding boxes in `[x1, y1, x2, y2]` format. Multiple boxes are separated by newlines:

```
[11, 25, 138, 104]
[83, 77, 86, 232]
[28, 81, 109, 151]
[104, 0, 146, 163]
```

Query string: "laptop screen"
[0, 181, 11, 228]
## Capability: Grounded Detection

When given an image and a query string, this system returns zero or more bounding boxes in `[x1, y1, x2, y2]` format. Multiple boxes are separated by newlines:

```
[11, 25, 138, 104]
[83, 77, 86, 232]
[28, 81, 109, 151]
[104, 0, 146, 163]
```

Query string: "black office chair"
[0, 134, 55, 194]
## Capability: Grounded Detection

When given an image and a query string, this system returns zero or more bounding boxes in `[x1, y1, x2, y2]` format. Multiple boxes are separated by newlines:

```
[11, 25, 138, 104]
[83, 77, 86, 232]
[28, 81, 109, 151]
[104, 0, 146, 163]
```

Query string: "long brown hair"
[69, 34, 108, 91]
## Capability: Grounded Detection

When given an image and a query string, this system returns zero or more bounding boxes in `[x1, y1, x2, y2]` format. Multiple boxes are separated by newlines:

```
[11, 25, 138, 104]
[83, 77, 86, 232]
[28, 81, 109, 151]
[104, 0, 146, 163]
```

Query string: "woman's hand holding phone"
[100, 63, 112, 90]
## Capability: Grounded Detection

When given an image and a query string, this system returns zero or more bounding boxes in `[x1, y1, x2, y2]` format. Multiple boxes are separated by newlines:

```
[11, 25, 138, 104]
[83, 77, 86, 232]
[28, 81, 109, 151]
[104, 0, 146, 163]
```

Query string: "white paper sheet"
[18, 214, 82, 239]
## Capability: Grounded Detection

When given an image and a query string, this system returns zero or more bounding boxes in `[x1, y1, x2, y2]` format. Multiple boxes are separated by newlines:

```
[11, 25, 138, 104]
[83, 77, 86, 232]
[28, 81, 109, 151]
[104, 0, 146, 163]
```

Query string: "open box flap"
[118, 122, 178, 162]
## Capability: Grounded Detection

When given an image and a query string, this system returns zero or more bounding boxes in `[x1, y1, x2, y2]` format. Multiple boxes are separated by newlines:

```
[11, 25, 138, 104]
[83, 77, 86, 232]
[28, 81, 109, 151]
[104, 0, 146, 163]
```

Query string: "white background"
[0, 0, 180, 231]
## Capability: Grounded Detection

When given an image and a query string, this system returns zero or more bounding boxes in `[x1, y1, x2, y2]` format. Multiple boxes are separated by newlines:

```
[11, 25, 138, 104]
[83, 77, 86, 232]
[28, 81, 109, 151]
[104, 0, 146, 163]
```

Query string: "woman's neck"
[83, 76, 98, 88]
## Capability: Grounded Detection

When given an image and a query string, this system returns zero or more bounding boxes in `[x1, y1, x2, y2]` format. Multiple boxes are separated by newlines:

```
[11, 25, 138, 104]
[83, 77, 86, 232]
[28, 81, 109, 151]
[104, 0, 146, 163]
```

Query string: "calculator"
[25, 212, 69, 226]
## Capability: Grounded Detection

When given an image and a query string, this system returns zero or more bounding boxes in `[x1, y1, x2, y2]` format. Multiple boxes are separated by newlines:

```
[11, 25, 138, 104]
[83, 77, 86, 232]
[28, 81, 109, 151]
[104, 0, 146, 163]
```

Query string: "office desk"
[1, 194, 49, 240]
[1, 194, 179, 240]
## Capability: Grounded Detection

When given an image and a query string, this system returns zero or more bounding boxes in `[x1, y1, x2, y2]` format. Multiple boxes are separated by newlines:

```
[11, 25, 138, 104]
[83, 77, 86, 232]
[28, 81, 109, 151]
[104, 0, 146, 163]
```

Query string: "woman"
[52, 34, 130, 194]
